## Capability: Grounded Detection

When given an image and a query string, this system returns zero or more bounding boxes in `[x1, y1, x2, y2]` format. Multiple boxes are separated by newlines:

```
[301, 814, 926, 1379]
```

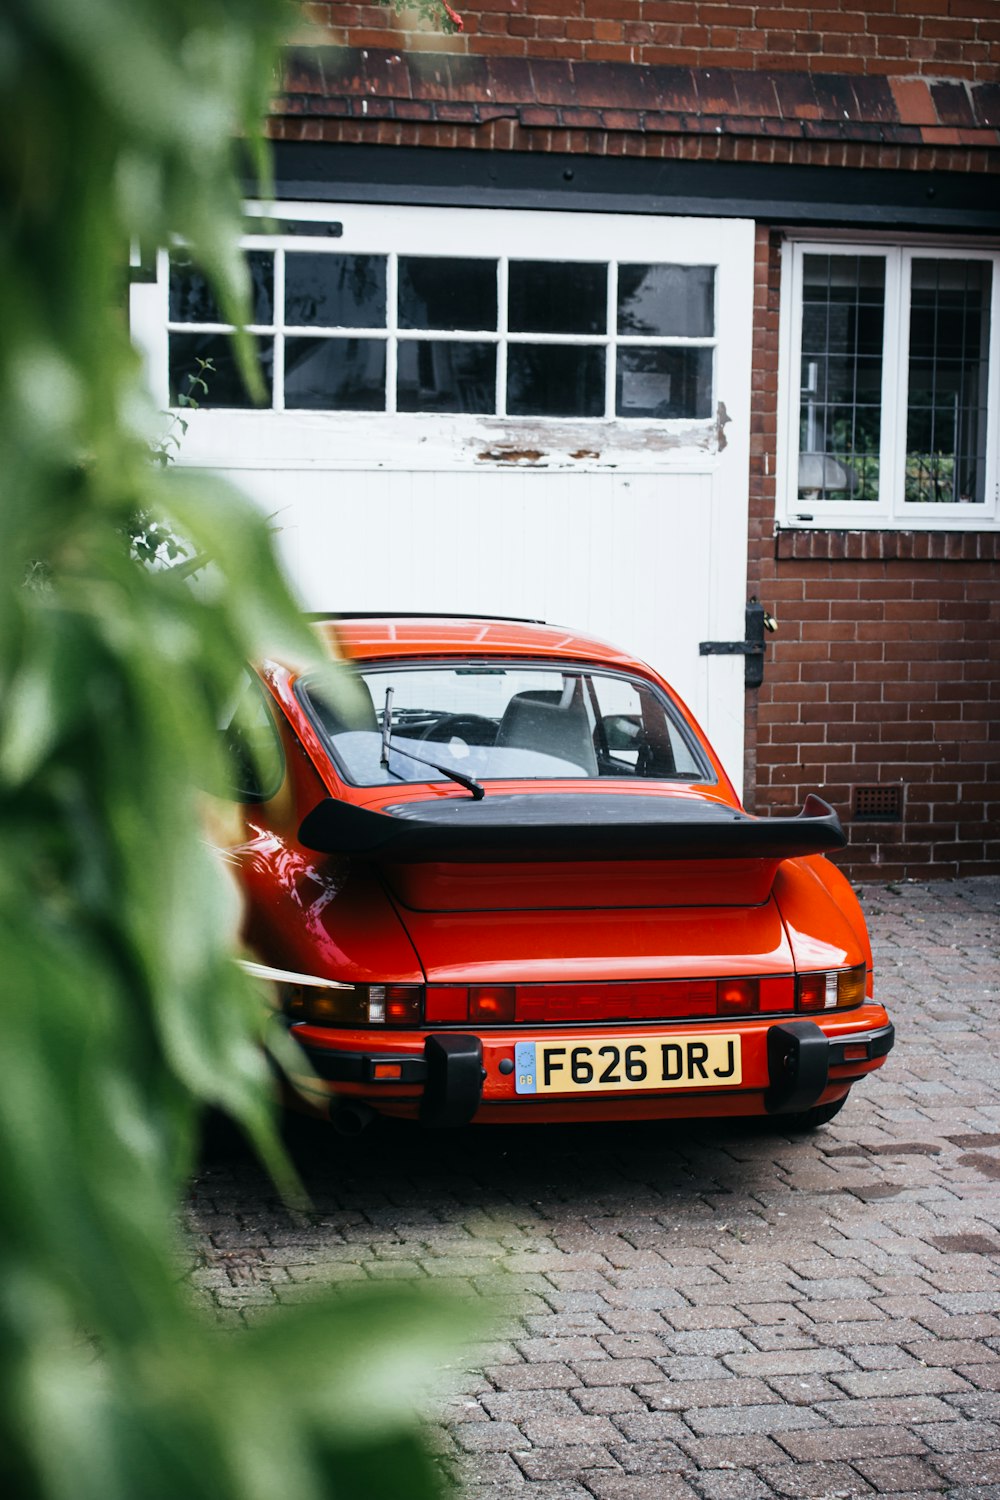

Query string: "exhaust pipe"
[329, 1101, 377, 1137]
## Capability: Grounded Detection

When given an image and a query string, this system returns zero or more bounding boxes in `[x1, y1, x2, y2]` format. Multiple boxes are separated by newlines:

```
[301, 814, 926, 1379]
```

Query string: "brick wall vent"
[852, 785, 904, 823]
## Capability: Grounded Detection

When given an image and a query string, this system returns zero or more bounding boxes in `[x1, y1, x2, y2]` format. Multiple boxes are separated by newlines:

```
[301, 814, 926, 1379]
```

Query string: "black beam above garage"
[266, 142, 1000, 235]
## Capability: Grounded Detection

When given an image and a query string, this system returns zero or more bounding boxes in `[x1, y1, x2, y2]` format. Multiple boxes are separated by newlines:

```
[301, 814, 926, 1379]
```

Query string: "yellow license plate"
[514, 1033, 742, 1095]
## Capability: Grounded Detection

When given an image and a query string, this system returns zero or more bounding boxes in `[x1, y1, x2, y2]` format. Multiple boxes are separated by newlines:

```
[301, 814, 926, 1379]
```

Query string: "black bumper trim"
[421, 1033, 484, 1128]
[829, 1022, 895, 1067]
[295, 1041, 429, 1085]
[765, 1020, 830, 1114]
[765, 1019, 895, 1114]
[294, 1032, 485, 1128]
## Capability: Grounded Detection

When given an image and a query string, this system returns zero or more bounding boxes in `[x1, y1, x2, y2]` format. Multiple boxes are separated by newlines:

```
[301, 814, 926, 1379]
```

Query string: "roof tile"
[694, 68, 741, 118]
[732, 72, 781, 119]
[646, 66, 700, 113]
[483, 57, 533, 105]
[274, 46, 1000, 159]
[888, 77, 935, 126]
[850, 76, 898, 125]
[811, 74, 858, 122]
[971, 83, 1000, 128]
[930, 81, 976, 127]
[361, 50, 413, 100]
[527, 58, 575, 107]
[771, 73, 820, 121]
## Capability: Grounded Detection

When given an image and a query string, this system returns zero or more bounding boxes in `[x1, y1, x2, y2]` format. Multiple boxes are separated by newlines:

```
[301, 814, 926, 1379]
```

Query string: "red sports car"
[233, 615, 893, 1134]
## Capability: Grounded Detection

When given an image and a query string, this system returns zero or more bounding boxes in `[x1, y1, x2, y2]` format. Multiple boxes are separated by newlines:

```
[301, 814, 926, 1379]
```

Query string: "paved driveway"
[189, 877, 1000, 1499]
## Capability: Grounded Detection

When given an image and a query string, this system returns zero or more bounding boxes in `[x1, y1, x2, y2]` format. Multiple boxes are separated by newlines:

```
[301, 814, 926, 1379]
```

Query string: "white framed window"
[164, 221, 716, 421]
[131, 203, 756, 471]
[778, 238, 1000, 529]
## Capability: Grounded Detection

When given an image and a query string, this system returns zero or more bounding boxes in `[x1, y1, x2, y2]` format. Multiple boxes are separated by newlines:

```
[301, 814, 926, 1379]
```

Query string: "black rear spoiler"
[298, 792, 845, 864]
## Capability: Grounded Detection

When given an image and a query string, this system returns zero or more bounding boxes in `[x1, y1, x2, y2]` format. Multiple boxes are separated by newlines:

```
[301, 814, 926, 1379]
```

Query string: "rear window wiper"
[380, 685, 484, 799]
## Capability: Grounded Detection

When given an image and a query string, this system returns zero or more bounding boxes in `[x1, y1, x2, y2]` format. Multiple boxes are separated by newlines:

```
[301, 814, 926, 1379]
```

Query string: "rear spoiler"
[298, 792, 845, 864]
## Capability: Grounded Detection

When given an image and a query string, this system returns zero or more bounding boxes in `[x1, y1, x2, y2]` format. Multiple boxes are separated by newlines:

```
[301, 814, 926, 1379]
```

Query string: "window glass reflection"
[509, 262, 607, 335]
[285, 254, 386, 328]
[168, 333, 273, 408]
[284, 337, 386, 410]
[617, 265, 715, 337]
[397, 341, 496, 413]
[906, 259, 990, 505]
[398, 258, 498, 331]
[507, 345, 605, 417]
[798, 254, 886, 503]
[616, 347, 712, 419]
[169, 251, 273, 325]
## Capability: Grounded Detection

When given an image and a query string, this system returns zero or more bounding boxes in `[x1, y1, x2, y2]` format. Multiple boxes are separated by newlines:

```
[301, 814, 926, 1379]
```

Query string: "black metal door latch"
[699, 598, 777, 689]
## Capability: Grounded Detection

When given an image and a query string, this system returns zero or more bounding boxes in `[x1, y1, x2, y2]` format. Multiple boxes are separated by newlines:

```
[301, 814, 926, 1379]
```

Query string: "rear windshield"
[300, 662, 714, 788]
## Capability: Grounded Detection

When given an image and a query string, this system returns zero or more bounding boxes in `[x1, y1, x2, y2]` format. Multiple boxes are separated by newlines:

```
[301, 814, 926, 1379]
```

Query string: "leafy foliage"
[0, 3, 467, 1497]
[379, 0, 465, 35]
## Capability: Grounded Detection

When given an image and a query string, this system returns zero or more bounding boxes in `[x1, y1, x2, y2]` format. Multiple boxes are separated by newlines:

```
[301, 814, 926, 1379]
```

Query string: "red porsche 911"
[232, 615, 892, 1134]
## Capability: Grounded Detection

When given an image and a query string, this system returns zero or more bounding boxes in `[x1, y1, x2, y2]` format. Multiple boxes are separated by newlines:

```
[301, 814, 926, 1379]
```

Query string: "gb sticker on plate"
[514, 1041, 537, 1095]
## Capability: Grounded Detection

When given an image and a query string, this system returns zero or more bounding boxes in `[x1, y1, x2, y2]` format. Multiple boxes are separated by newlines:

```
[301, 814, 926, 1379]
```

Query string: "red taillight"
[716, 978, 759, 1015]
[469, 985, 516, 1024]
[372, 1062, 403, 1080]
[796, 974, 830, 1011]
[384, 984, 423, 1025]
[425, 987, 469, 1023]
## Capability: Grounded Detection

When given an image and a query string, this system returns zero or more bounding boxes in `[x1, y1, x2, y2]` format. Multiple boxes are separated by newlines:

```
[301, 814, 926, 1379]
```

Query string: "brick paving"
[187, 878, 1000, 1498]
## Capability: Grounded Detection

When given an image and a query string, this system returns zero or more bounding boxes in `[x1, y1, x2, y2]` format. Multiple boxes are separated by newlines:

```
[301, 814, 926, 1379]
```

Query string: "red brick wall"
[303, 1, 1000, 80]
[746, 228, 1000, 881]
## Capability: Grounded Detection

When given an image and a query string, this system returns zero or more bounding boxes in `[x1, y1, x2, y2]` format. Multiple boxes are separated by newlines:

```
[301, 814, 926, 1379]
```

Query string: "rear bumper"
[291, 1013, 894, 1127]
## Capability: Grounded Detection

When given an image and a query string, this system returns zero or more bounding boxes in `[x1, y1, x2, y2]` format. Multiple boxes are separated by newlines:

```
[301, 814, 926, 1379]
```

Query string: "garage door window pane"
[285, 253, 386, 328]
[169, 251, 273, 325]
[509, 262, 607, 335]
[284, 337, 386, 410]
[617, 347, 713, 419]
[399, 257, 497, 332]
[169, 332, 273, 408]
[508, 345, 606, 417]
[618, 265, 715, 337]
[906, 259, 991, 505]
[397, 340, 496, 413]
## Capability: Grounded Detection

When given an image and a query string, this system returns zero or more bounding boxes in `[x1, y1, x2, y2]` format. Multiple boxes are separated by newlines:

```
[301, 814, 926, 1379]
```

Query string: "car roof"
[315, 615, 644, 673]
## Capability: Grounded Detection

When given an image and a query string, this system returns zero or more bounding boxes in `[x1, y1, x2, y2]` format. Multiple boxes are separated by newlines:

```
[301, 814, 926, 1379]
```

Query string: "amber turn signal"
[796, 964, 866, 1013]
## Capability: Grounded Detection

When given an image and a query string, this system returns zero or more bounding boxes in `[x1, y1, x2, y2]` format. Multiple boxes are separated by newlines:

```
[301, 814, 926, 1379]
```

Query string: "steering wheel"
[420, 714, 497, 746]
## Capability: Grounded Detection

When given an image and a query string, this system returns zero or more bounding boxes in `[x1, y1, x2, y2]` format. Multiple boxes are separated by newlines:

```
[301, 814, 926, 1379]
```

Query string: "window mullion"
[273, 247, 285, 413]
[989, 254, 1000, 516]
[606, 261, 618, 419]
[884, 248, 905, 522]
[385, 253, 398, 415]
[497, 257, 509, 418]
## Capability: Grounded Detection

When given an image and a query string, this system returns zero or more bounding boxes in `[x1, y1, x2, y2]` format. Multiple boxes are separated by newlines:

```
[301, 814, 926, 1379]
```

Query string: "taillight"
[282, 980, 424, 1027]
[469, 985, 516, 1024]
[716, 978, 759, 1016]
[424, 985, 516, 1024]
[796, 964, 866, 1013]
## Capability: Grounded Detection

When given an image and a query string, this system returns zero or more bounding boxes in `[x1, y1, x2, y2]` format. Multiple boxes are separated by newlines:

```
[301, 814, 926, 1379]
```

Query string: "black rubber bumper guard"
[296, 1021, 893, 1126]
[296, 1032, 484, 1128]
[765, 1019, 895, 1114]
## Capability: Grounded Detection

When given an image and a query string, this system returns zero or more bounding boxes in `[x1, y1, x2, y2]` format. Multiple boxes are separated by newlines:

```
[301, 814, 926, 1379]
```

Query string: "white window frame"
[777, 234, 1000, 531]
[130, 202, 756, 473]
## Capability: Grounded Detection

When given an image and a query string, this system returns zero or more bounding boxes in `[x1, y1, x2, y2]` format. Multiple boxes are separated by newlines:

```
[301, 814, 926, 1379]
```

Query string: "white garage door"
[132, 204, 755, 792]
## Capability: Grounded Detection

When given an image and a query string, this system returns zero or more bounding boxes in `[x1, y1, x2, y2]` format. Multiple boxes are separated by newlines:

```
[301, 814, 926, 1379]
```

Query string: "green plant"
[379, 1, 465, 34]
[0, 3, 468, 1498]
